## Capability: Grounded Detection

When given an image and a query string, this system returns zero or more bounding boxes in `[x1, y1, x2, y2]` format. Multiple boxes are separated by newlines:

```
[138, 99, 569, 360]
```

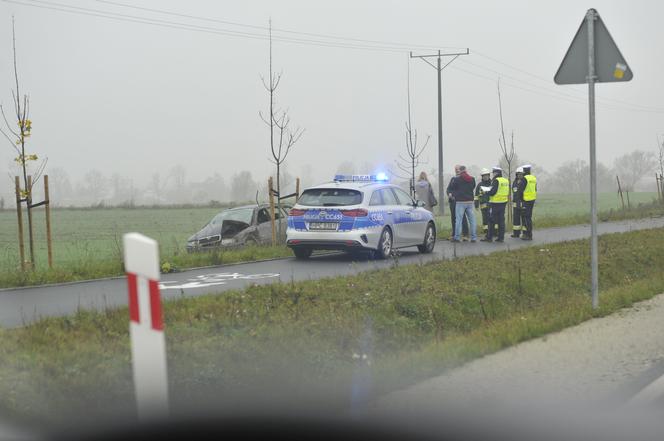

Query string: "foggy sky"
[1, 0, 663, 190]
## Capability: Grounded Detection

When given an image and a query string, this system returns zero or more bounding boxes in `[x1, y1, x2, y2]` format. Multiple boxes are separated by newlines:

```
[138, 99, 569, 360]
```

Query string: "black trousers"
[488, 203, 506, 241]
[449, 200, 469, 237]
[512, 202, 522, 237]
[480, 206, 490, 235]
[522, 200, 535, 237]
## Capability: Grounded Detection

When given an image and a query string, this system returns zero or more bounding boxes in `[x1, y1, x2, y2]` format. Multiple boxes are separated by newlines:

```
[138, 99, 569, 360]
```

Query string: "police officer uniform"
[521, 165, 537, 240]
[511, 167, 526, 238]
[481, 167, 509, 243]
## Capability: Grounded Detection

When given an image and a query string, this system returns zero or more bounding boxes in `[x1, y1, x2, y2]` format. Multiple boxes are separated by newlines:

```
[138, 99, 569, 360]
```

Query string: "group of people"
[415, 165, 537, 243]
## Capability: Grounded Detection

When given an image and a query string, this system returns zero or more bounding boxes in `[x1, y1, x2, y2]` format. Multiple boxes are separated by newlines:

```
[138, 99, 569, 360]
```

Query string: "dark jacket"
[447, 172, 476, 202]
[475, 177, 492, 207]
[512, 177, 526, 203]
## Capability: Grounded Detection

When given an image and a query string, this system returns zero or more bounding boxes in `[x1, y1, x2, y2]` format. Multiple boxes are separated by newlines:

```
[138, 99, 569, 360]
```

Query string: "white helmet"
[480, 168, 491, 175]
[492, 166, 503, 173]
[516, 166, 524, 174]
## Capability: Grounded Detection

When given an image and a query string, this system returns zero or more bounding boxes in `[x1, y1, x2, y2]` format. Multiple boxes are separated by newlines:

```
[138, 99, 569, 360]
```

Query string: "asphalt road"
[1, 216, 663, 328]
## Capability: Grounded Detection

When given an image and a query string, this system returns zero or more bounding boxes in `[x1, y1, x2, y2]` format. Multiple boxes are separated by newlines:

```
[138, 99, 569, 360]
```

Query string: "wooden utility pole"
[295, 177, 300, 199]
[14, 176, 25, 270]
[44, 175, 53, 268]
[268, 177, 276, 246]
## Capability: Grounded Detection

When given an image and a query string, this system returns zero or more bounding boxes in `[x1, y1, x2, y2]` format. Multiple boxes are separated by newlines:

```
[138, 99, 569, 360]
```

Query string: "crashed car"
[186, 203, 291, 252]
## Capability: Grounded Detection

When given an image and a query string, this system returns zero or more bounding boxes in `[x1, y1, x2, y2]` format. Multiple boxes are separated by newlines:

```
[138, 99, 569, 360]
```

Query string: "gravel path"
[370, 292, 664, 415]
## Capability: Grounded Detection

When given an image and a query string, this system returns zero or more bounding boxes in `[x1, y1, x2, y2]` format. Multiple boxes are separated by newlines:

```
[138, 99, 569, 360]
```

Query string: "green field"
[0, 192, 660, 286]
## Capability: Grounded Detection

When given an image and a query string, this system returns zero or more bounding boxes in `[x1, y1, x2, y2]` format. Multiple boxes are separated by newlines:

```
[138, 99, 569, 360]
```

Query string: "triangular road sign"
[554, 9, 633, 85]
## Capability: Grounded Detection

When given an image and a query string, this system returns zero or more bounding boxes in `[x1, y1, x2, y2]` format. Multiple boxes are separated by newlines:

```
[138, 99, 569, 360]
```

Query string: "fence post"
[44, 175, 53, 269]
[268, 177, 276, 246]
[616, 175, 625, 211]
[14, 176, 25, 270]
[656, 174, 662, 203]
[26, 175, 35, 268]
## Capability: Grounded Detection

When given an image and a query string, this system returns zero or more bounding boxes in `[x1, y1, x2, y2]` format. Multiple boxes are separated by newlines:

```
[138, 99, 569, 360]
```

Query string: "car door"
[391, 187, 423, 246]
[377, 187, 403, 247]
[255, 208, 273, 244]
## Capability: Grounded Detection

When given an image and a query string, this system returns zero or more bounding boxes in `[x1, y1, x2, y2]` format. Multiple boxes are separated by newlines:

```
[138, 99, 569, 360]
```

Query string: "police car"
[286, 174, 436, 259]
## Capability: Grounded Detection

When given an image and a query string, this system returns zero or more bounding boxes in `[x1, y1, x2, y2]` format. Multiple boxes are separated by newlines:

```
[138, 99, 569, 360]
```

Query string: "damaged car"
[186, 203, 291, 252]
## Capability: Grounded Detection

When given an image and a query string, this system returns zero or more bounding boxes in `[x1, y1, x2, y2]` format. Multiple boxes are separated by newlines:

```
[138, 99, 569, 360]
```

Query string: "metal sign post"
[555, 8, 632, 309]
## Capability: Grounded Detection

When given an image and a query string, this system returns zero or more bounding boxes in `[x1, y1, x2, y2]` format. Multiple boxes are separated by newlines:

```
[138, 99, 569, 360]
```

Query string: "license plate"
[308, 222, 338, 231]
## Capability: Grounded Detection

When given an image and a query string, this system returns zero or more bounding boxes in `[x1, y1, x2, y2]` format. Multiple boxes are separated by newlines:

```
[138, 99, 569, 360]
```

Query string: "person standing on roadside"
[481, 166, 509, 243]
[474, 168, 493, 239]
[448, 165, 477, 242]
[510, 167, 525, 238]
[414, 171, 437, 213]
[447, 165, 469, 240]
[520, 164, 537, 240]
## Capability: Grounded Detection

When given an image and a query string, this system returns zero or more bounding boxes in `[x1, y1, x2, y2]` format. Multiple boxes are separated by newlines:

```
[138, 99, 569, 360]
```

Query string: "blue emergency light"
[333, 174, 389, 182]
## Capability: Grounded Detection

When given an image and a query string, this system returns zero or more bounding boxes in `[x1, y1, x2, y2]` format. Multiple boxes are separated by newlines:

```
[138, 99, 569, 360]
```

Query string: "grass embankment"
[1, 228, 663, 425]
[1, 195, 662, 288]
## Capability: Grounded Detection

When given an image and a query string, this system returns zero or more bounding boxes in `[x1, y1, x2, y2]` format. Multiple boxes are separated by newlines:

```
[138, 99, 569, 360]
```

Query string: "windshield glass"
[297, 189, 363, 206]
[207, 208, 253, 227]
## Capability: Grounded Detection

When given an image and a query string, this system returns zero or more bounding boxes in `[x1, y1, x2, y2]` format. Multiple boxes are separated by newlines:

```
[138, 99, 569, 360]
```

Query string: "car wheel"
[417, 222, 436, 254]
[373, 227, 393, 259]
[293, 248, 313, 260]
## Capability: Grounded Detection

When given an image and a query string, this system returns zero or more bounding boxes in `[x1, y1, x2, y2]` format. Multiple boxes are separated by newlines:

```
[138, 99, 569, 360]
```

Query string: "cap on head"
[492, 166, 503, 173]
[516, 166, 524, 174]
[481, 168, 491, 175]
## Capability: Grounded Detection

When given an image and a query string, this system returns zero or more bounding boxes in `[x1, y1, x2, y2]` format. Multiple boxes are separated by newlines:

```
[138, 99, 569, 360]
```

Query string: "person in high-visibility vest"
[511, 167, 525, 238]
[474, 168, 494, 240]
[481, 166, 509, 243]
[520, 164, 537, 240]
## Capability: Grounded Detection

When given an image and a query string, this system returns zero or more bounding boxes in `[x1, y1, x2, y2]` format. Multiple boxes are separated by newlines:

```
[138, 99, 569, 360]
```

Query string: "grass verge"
[0, 228, 663, 426]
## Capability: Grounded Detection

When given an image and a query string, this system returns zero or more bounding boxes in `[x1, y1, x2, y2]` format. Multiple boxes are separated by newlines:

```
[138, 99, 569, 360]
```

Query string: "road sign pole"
[587, 9, 599, 309]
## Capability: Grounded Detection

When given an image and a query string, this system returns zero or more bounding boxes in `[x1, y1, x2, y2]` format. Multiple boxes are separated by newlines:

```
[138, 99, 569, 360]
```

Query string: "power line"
[3, 0, 414, 53]
[5, 0, 664, 114]
[473, 49, 664, 112]
[91, 0, 465, 52]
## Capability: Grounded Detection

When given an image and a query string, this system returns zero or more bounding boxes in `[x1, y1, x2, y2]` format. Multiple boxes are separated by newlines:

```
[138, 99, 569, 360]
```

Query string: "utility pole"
[410, 49, 470, 216]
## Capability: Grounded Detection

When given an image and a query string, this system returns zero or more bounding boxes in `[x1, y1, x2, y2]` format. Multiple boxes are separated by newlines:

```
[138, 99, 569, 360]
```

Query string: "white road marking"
[160, 272, 280, 290]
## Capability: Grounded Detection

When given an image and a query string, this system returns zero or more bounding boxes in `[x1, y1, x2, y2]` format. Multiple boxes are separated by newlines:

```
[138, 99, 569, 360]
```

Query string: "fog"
[1, 0, 663, 205]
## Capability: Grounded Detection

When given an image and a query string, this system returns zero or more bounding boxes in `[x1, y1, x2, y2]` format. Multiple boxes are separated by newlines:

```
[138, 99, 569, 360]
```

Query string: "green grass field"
[0, 192, 660, 288]
[1, 228, 663, 426]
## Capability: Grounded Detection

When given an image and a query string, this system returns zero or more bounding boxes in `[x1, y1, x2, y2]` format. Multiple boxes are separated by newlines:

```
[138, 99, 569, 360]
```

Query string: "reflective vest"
[490, 177, 509, 203]
[524, 175, 537, 201]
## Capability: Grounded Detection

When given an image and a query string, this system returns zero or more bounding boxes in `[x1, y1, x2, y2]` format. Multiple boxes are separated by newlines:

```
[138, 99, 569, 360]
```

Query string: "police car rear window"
[298, 189, 363, 206]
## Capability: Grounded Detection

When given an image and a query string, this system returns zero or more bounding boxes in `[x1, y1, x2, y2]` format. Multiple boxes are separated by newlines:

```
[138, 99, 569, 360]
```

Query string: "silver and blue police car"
[286, 174, 436, 259]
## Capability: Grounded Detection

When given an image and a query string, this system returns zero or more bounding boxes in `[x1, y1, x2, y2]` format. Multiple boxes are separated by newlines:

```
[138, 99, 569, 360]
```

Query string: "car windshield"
[207, 208, 253, 228]
[297, 188, 363, 206]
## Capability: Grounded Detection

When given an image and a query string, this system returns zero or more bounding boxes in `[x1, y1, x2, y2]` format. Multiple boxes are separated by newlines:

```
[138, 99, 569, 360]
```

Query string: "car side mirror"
[415, 200, 426, 208]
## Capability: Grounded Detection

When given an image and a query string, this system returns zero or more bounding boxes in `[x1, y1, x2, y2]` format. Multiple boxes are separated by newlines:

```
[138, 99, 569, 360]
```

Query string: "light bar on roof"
[333, 174, 389, 182]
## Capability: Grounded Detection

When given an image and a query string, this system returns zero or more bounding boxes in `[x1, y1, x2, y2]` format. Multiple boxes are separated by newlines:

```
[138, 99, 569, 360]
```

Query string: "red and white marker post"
[123, 233, 169, 421]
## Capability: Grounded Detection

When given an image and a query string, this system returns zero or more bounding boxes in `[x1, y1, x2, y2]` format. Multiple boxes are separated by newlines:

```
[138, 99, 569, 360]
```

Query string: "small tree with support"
[267, 176, 300, 246]
[1, 17, 50, 270]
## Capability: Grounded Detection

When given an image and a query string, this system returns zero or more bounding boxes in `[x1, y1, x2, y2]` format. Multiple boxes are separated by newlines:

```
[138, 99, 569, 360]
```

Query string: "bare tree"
[395, 57, 430, 197]
[658, 136, 664, 178]
[497, 79, 516, 223]
[614, 149, 657, 191]
[259, 19, 304, 241]
[0, 17, 47, 267]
